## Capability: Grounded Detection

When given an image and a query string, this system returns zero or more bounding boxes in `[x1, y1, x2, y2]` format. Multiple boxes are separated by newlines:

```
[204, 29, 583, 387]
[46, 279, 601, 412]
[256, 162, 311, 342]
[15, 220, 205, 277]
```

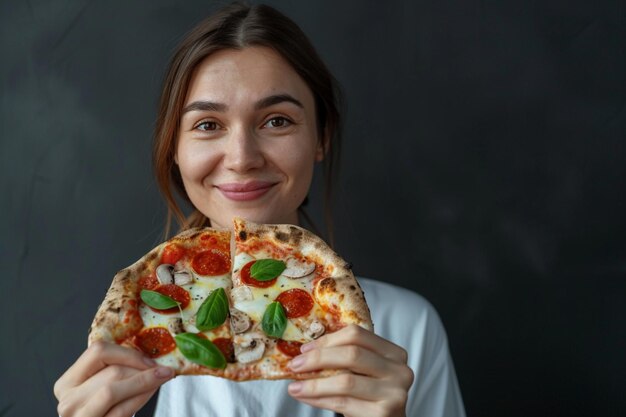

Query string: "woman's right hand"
[54, 341, 175, 417]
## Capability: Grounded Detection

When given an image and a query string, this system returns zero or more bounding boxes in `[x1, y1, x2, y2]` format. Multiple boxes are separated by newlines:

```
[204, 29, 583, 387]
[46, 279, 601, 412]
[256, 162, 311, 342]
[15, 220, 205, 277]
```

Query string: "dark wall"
[1, 1, 624, 416]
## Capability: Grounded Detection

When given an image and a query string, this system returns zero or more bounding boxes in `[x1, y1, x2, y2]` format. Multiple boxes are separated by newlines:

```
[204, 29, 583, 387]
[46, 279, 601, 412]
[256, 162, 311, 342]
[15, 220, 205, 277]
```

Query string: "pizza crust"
[88, 249, 157, 345]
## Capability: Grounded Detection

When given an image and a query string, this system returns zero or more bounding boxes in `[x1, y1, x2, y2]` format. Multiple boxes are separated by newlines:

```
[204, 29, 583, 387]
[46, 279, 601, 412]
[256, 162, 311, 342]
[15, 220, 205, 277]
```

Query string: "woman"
[54, 3, 465, 416]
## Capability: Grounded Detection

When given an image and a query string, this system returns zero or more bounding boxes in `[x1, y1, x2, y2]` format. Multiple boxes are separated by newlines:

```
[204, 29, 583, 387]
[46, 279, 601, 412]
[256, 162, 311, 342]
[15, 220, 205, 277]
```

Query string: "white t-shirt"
[154, 278, 466, 417]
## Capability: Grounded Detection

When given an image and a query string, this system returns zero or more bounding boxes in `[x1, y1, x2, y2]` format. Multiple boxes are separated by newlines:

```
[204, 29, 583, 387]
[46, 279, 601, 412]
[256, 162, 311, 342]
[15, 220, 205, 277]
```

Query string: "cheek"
[176, 143, 220, 183]
[275, 145, 316, 190]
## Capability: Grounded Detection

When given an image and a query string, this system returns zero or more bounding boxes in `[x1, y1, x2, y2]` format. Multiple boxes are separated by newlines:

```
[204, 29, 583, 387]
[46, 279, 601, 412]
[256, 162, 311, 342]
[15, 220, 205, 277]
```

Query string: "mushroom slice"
[156, 264, 175, 284]
[304, 319, 326, 339]
[230, 308, 251, 334]
[231, 286, 253, 302]
[183, 316, 200, 333]
[234, 338, 265, 364]
[282, 257, 316, 279]
[167, 317, 184, 334]
[173, 268, 193, 286]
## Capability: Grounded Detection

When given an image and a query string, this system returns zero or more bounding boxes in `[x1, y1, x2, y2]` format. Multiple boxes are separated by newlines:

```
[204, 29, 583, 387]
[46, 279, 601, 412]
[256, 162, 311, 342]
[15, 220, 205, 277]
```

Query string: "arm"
[54, 341, 175, 417]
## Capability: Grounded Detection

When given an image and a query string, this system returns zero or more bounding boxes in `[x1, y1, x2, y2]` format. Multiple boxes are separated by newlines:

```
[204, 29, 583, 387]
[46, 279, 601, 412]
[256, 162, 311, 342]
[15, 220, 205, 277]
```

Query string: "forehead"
[184, 47, 314, 106]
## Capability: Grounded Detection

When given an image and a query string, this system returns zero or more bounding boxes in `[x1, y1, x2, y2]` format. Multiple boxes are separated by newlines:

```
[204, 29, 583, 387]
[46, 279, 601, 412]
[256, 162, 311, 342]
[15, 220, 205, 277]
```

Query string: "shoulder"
[358, 277, 433, 311]
[357, 277, 446, 347]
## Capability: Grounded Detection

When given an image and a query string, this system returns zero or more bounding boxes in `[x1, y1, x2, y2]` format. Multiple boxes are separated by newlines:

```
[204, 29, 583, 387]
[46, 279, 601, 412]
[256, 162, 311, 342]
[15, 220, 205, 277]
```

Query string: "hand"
[54, 341, 175, 417]
[287, 325, 414, 417]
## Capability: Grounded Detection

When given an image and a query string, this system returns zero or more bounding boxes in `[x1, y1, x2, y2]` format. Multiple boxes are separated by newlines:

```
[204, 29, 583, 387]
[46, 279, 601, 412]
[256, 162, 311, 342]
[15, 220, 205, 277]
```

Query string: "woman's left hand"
[287, 324, 415, 417]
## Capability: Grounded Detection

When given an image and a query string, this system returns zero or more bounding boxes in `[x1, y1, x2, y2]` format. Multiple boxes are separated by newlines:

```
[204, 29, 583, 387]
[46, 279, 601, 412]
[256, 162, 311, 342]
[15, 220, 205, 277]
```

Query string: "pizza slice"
[89, 228, 235, 375]
[88, 218, 373, 381]
[229, 218, 373, 379]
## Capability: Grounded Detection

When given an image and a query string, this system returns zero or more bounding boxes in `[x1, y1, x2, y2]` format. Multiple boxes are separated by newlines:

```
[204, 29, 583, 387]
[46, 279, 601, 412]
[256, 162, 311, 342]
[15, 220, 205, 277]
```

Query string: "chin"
[225, 207, 298, 227]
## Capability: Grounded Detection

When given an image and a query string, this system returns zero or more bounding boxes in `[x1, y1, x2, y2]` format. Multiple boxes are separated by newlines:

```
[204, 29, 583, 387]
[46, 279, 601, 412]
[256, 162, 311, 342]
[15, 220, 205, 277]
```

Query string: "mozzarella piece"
[233, 252, 255, 272]
[183, 274, 230, 316]
[154, 349, 185, 368]
[139, 304, 174, 328]
[282, 320, 307, 342]
[231, 285, 253, 302]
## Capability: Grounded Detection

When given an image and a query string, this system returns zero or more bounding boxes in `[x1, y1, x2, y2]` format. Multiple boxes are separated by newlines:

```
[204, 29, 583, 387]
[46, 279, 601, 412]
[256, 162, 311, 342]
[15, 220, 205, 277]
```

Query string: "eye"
[264, 117, 292, 128]
[195, 121, 219, 131]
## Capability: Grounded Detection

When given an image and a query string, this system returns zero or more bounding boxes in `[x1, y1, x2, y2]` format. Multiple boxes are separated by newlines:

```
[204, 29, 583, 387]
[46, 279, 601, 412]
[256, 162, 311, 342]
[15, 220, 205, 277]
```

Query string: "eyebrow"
[181, 94, 304, 115]
[181, 101, 227, 114]
[254, 94, 304, 110]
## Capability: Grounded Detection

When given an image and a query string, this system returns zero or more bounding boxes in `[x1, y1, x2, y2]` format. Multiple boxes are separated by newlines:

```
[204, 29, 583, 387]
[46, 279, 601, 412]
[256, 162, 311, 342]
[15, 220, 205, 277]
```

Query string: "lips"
[216, 181, 277, 201]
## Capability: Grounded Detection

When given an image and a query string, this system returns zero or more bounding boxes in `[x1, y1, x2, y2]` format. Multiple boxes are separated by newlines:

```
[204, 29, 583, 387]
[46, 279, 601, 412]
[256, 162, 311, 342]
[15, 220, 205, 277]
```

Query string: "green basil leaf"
[262, 301, 287, 338]
[250, 259, 286, 281]
[140, 289, 179, 310]
[195, 287, 228, 331]
[175, 333, 226, 369]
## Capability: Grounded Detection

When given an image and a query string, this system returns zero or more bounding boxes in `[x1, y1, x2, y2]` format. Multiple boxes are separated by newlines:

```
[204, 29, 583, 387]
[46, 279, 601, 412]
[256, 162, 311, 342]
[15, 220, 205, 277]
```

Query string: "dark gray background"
[1, 1, 624, 416]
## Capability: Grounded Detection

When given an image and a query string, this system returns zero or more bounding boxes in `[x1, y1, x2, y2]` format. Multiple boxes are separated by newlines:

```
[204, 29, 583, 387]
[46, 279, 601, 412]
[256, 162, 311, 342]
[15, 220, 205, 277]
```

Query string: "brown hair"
[153, 2, 341, 242]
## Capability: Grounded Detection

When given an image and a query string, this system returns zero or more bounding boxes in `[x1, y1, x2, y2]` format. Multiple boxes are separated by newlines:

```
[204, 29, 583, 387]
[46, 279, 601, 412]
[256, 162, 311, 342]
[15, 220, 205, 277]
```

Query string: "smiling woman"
[152, 4, 341, 237]
[53, 3, 465, 417]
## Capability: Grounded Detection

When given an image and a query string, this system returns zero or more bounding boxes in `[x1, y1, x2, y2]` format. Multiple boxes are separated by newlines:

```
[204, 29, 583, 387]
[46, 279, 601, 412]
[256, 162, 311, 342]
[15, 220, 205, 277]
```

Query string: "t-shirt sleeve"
[359, 278, 466, 417]
[405, 304, 465, 417]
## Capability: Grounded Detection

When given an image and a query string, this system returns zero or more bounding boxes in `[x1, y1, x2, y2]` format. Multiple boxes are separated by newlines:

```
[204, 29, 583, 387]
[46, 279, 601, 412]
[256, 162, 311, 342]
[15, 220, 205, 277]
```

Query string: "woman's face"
[176, 47, 323, 229]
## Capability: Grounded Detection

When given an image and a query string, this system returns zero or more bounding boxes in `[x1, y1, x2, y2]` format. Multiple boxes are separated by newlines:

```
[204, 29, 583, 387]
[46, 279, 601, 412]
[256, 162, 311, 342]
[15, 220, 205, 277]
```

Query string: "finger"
[303, 325, 408, 363]
[57, 365, 156, 417]
[288, 373, 390, 401]
[103, 388, 158, 417]
[81, 366, 174, 417]
[291, 395, 366, 416]
[289, 345, 403, 378]
[295, 394, 406, 417]
[57, 342, 156, 393]
[80, 365, 139, 395]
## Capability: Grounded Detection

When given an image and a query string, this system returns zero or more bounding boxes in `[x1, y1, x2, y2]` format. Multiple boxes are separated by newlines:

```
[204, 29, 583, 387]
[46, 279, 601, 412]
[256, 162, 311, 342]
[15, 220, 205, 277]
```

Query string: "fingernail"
[143, 357, 157, 367]
[288, 381, 302, 394]
[289, 355, 305, 370]
[300, 341, 315, 353]
[155, 366, 174, 378]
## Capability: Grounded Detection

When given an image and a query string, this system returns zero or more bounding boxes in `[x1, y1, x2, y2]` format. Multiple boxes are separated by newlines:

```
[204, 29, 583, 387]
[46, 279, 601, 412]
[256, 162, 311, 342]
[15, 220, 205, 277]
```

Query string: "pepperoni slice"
[277, 339, 303, 357]
[151, 284, 190, 313]
[275, 288, 314, 318]
[240, 261, 278, 288]
[212, 337, 235, 363]
[138, 274, 159, 291]
[134, 327, 176, 358]
[192, 250, 230, 276]
[161, 244, 186, 265]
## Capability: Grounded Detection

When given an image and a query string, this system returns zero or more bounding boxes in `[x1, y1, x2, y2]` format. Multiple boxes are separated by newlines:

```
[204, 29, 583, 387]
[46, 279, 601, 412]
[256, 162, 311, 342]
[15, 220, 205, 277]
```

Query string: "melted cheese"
[138, 250, 325, 369]
[155, 349, 185, 368]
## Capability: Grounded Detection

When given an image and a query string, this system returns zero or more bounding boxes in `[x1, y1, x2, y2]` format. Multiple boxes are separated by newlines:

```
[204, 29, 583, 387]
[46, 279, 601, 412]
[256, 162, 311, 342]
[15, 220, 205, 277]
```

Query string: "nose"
[222, 126, 265, 173]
